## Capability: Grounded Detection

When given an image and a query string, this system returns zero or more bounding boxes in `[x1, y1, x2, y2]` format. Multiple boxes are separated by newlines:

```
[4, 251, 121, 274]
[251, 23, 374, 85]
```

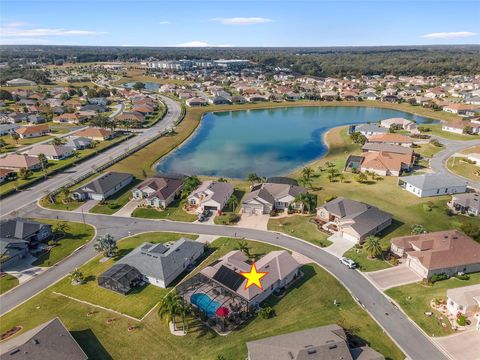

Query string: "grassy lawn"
[0, 237, 403, 360]
[268, 215, 331, 247]
[447, 157, 480, 182]
[89, 179, 140, 215]
[460, 145, 480, 155]
[51, 232, 198, 319]
[386, 272, 480, 337]
[0, 134, 130, 197]
[415, 143, 443, 159]
[214, 188, 247, 225]
[423, 124, 479, 141]
[0, 274, 19, 295]
[285, 126, 480, 271]
[131, 199, 198, 222]
[30, 219, 95, 267]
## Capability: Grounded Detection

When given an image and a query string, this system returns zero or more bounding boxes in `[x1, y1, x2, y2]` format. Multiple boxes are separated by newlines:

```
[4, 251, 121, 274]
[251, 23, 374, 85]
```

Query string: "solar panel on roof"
[150, 244, 168, 254]
[212, 265, 244, 291]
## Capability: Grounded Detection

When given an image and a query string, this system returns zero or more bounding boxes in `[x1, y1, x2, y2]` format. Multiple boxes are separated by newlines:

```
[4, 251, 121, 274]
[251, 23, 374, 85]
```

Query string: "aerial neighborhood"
[0, 40, 479, 360]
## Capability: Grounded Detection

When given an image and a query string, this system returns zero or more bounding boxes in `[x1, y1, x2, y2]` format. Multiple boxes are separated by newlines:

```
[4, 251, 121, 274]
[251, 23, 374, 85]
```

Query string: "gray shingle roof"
[78, 172, 132, 195]
[0, 219, 51, 241]
[401, 173, 467, 191]
[117, 238, 204, 285]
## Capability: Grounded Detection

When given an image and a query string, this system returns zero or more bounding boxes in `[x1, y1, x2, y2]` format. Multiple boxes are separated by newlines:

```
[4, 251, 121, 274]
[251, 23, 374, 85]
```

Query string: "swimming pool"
[190, 293, 221, 317]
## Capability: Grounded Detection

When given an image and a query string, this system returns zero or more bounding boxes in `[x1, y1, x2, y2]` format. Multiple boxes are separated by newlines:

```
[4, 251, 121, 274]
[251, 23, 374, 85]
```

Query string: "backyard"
[386, 272, 480, 337]
[30, 219, 95, 267]
[0, 237, 404, 360]
[50, 232, 198, 319]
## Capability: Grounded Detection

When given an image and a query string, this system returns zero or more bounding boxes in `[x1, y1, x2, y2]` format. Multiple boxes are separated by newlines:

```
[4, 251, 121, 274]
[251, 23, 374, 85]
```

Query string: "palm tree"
[177, 299, 192, 334]
[236, 241, 251, 259]
[158, 292, 182, 331]
[37, 153, 48, 178]
[69, 268, 84, 285]
[301, 167, 314, 180]
[53, 221, 70, 240]
[355, 172, 368, 183]
[51, 137, 65, 146]
[60, 186, 71, 203]
[11, 133, 20, 144]
[299, 176, 313, 189]
[226, 194, 239, 212]
[295, 193, 316, 213]
[93, 234, 117, 257]
[364, 236, 383, 259]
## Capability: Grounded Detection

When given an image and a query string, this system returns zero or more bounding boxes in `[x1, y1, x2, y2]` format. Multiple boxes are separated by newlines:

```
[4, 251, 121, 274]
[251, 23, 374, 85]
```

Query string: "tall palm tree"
[295, 193, 316, 213]
[158, 292, 182, 331]
[301, 167, 314, 180]
[61, 186, 71, 203]
[226, 195, 239, 212]
[236, 241, 251, 259]
[37, 153, 48, 178]
[364, 236, 383, 259]
[51, 137, 65, 146]
[177, 299, 192, 334]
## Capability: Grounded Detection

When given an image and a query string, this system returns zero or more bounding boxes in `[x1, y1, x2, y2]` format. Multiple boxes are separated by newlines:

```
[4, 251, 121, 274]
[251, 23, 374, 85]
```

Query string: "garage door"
[342, 232, 359, 243]
[204, 206, 218, 211]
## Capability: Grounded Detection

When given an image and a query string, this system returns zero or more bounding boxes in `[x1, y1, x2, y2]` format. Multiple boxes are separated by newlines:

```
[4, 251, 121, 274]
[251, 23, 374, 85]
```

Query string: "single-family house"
[28, 144, 75, 160]
[116, 238, 204, 288]
[390, 230, 480, 279]
[446, 284, 480, 317]
[0, 318, 88, 360]
[398, 173, 467, 198]
[354, 124, 388, 137]
[241, 182, 307, 214]
[74, 127, 113, 141]
[71, 172, 133, 201]
[15, 124, 50, 139]
[187, 181, 234, 213]
[0, 124, 19, 136]
[0, 218, 52, 269]
[186, 97, 208, 107]
[380, 117, 417, 131]
[116, 111, 145, 123]
[0, 168, 16, 183]
[442, 121, 480, 135]
[53, 113, 80, 124]
[345, 149, 414, 176]
[449, 192, 479, 216]
[132, 176, 184, 208]
[246, 324, 385, 360]
[443, 104, 478, 115]
[0, 154, 41, 171]
[367, 133, 413, 147]
[5, 78, 36, 87]
[64, 136, 92, 150]
[316, 197, 392, 243]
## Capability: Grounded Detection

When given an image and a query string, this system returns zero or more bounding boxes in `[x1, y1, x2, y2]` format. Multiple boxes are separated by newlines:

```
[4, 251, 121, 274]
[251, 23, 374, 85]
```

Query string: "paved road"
[0, 204, 448, 360]
[0, 95, 180, 218]
[429, 137, 480, 190]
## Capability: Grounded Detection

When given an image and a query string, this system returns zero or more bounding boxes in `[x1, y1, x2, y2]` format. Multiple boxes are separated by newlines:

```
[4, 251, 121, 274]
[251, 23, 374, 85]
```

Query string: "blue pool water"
[191, 293, 221, 317]
[157, 106, 437, 178]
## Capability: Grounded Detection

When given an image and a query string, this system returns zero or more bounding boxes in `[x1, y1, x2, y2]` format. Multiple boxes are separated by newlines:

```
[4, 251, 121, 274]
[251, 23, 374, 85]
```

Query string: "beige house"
[391, 230, 480, 279]
[316, 197, 392, 243]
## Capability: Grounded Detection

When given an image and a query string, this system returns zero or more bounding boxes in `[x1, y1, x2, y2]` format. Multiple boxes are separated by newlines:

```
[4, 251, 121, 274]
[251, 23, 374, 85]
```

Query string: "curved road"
[1, 203, 448, 360]
[0, 95, 180, 217]
[430, 137, 480, 190]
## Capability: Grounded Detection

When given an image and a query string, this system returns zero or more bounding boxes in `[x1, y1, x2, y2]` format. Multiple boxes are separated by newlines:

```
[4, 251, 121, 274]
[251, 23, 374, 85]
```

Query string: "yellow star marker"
[240, 262, 268, 290]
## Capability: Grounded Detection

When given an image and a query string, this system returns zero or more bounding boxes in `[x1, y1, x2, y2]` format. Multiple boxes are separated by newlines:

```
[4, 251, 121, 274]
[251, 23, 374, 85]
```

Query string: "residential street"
[430, 137, 480, 190]
[0, 203, 449, 360]
[0, 96, 180, 218]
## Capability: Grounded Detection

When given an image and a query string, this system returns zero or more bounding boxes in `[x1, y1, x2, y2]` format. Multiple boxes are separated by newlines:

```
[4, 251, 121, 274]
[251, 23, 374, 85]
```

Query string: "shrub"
[423, 203, 432, 212]
[456, 313, 466, 326]
[270, 209, 278, 217]
[454, 273, 470, 281]
[259, 306, 275, 319]
[227, 213, 240, 224]
[430, 273, 448, 283]
[107, 202, 120, 210]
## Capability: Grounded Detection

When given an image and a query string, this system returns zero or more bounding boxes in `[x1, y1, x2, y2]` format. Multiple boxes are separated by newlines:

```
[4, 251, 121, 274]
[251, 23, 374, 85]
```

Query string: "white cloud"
[422, 31, 477, 39]
[209, 17, 272, 25]
[0, 37, 51, 45]
[0, 22, 106, 41]
[174, 41, 233, 47]
[159, 21, 171, 25]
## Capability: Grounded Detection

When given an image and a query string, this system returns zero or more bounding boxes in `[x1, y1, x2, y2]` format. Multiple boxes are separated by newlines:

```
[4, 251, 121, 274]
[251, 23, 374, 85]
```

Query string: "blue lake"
[157, 106, 437, 178]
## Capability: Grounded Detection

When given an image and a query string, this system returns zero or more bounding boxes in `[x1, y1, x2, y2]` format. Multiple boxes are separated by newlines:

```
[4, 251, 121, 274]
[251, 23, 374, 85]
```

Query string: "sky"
[0, 0, 479, 47]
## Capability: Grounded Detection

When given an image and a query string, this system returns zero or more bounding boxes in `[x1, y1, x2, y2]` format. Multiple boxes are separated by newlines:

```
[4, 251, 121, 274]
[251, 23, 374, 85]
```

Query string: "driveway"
[4, 255, 46, 285]
[112, 199, 141, 217]
[366, 264, 422, 290]
[323, 233, 355, 258]
[76, 200, 99, 213]
[237, 213, 269, 230]
[434, 329, 480, 360]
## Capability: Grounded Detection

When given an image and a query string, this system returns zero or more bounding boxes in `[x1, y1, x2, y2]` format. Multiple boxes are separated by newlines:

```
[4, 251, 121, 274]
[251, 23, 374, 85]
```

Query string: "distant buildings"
[5, 78, 37, 87]
[148, 59, 249, 71]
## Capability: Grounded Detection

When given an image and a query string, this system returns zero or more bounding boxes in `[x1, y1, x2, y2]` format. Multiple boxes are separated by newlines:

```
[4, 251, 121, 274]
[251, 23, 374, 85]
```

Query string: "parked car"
[340, 257, 357, 269]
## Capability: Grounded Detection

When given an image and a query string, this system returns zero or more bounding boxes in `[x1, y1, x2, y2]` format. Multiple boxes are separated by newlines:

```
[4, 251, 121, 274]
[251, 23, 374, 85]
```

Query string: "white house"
[447, 284, 480, 317]
[398, 174, 467, 198]
[187, 181, 234, 213]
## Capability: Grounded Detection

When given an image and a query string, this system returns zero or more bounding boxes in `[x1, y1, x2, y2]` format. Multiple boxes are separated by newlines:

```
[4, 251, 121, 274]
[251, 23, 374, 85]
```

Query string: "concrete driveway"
[4, 255, 46, 285]
[76, 200, 99, 213]
[113, 199, 141, 217]
[237, 213, 269, 230]
[323, 233, 355, 258]
[434, 329, 480, 360]
[366, 264, 422, 290]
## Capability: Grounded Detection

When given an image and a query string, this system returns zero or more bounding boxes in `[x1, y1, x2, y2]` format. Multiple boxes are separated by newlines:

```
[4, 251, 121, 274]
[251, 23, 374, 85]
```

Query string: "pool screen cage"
[177, 273, 250, 332]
